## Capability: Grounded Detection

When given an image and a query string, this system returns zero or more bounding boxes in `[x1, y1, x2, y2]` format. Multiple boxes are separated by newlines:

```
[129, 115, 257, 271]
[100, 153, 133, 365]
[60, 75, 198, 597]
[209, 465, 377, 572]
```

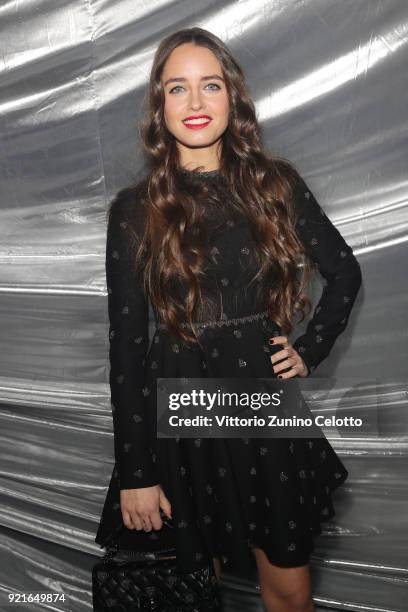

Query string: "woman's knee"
[252, 546, 313, 611]
[262, 584, 313, 612]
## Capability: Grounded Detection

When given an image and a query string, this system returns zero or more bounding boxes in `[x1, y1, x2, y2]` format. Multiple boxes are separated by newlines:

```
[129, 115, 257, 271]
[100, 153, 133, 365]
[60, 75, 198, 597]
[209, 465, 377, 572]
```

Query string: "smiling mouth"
[183, 117, 212, 129]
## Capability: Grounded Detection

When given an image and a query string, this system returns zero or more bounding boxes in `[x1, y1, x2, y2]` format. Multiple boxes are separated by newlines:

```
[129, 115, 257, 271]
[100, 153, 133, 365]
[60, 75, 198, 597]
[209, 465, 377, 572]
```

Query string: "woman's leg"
[212, 556, 222, 581]
[252, 547, 314, 612]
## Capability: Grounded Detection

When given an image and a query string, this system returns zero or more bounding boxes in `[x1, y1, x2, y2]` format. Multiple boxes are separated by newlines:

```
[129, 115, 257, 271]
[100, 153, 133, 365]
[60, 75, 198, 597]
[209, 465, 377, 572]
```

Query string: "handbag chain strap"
[103, 541, 178, 565]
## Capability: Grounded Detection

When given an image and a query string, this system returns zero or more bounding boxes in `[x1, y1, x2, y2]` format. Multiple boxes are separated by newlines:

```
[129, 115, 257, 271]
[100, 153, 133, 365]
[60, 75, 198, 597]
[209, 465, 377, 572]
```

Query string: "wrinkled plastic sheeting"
[0, 0, 408, 610]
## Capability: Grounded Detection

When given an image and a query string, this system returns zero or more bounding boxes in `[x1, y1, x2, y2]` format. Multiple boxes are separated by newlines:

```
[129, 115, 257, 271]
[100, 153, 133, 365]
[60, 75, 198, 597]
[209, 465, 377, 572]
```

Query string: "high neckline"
[180, 168, 220, 178]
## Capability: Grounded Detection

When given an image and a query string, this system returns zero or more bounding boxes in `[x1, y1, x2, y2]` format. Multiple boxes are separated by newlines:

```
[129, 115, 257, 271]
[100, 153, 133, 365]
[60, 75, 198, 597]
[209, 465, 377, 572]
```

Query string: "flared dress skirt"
[94, 312, 348, 578]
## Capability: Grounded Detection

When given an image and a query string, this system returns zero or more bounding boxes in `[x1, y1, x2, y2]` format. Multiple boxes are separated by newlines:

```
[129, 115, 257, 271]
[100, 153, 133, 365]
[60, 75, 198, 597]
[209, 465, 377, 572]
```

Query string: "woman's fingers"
[138, 514, 153, 532]
[269, 336, 307, 378]
[133, 515, 143, 531]
[125, 510, 156, 532]
[159, 488, 173, 520]
[271, 352, 298, 378]
[150, 508, 165, 531]
[120, 486, 165, 532]
[122, 510, 134, 530]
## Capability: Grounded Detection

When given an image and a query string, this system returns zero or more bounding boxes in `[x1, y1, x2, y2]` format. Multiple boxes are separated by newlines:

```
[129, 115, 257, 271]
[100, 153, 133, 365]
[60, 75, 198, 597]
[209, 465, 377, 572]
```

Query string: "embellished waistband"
[156, 309, 270, 332]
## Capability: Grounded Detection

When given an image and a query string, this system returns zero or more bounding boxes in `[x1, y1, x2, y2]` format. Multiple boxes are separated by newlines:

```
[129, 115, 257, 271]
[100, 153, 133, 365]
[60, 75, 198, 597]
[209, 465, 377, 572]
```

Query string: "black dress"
[94, 167, 362, 577]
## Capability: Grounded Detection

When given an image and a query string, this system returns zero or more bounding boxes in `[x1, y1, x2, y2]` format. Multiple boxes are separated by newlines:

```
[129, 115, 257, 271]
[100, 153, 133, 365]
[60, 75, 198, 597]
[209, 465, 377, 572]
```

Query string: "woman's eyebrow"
[163, 74, 224, 86]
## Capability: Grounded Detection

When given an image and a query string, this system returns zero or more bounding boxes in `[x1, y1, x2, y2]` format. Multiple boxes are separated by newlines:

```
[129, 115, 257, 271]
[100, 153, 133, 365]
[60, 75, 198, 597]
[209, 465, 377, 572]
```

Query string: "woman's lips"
[183, 119, 212, 130]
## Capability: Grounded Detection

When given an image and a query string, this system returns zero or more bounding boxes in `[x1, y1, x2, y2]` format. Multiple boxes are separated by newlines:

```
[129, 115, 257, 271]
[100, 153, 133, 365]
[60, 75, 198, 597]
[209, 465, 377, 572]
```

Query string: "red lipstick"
[183, 115, 212, 130]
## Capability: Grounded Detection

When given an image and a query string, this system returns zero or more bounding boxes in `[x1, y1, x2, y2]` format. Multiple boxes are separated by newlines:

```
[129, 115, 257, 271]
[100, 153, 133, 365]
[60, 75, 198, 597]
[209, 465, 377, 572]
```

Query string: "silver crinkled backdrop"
[1, 1, 407, 611]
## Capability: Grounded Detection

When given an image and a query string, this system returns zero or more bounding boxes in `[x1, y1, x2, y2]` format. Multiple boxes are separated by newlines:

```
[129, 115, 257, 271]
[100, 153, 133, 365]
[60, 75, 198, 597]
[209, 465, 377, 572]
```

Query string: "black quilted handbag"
[92, 515, 222, 611]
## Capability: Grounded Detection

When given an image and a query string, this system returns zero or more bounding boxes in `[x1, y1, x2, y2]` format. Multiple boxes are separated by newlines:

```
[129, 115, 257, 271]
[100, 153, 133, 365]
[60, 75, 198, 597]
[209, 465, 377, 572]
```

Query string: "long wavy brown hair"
[130, 27, 313, 345]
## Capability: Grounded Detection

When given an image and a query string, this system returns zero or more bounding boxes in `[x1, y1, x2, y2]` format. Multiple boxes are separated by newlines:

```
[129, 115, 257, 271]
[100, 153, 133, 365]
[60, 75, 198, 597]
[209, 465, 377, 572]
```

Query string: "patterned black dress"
[94, 167, 362, 577]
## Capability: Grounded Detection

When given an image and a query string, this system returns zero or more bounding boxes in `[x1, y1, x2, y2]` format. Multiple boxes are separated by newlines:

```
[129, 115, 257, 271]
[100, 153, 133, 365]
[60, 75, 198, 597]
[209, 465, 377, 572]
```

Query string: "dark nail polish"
[278, 375, 282, 378]
[269, 338, 274, 345]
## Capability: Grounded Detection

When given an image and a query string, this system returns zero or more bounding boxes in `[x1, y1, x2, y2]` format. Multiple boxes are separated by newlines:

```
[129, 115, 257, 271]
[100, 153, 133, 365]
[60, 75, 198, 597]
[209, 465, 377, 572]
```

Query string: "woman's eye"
[168, 83, 221, 94]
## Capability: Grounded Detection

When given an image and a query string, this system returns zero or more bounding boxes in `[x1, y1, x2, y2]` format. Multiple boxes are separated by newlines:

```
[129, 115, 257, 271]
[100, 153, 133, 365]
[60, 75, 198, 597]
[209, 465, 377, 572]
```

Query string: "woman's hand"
[120, 484, 172, 532]
[269, 335, 309, 378]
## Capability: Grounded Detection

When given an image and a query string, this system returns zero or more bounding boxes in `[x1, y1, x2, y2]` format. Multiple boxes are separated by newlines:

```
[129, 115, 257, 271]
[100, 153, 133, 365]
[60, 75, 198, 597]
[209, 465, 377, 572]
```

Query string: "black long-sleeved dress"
[94, 167, 362, 577]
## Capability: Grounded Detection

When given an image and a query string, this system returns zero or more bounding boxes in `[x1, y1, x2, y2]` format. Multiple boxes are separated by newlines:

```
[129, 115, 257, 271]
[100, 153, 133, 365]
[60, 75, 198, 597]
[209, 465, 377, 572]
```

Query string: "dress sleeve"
[106, 187, 159, 489]
[291, 173, 362, 376]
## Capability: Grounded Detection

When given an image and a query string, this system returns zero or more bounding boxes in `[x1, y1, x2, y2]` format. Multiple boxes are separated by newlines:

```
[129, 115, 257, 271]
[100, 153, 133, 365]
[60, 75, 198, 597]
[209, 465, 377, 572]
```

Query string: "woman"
[95, 27, 362, 611]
